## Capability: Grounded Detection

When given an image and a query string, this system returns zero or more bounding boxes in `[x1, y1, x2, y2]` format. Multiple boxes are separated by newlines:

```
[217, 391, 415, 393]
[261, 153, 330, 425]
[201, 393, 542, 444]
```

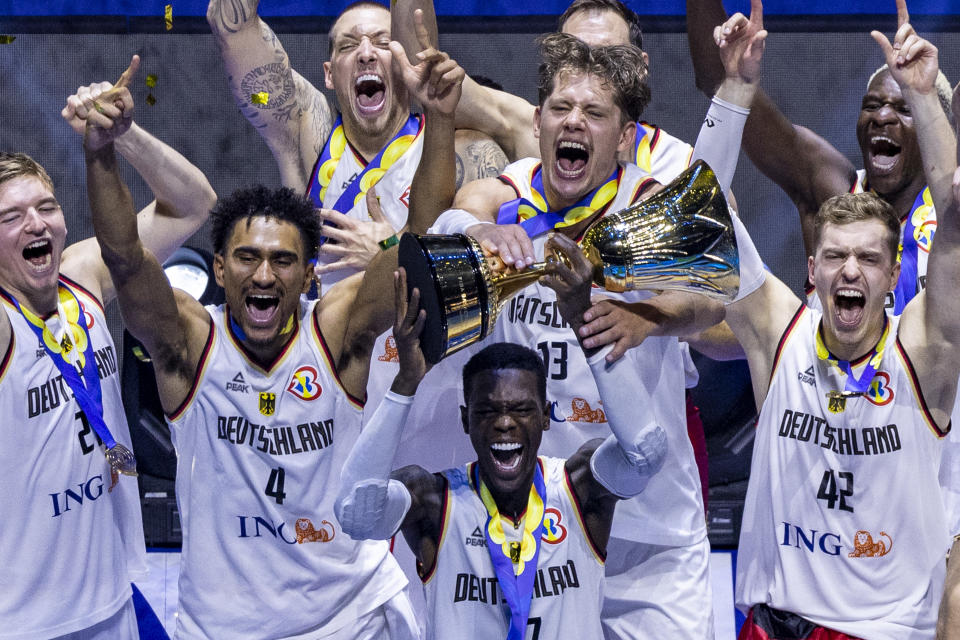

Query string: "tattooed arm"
[207, 0, 332, 192]
[453, 129, 507, 190]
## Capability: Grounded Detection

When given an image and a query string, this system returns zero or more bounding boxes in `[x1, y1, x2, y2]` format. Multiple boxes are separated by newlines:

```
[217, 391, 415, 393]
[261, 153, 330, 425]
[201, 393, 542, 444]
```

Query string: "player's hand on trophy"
[466, 222, 535, 272]
[80, 55, 140, 152]
[390, 267, 432, 396]
[541, 233, 593, 330]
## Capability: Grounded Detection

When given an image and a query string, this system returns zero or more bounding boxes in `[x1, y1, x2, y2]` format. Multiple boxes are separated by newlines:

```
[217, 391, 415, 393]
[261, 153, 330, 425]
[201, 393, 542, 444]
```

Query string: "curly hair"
[558, 0, 644, 49]
[537, 32, 650, 123]
[463, 342, 547, 405]
[813, 192, 900, 262]
[210, 185, 320, 260]
[0, 152, 54, 192]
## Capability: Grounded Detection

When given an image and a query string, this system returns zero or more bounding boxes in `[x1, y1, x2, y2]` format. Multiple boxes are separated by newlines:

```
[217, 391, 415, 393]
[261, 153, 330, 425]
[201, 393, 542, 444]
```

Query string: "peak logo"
[465, 526, 486, 547]
[287, 366, 322, 401]
[225, 371, 249, 393]
[798, 366, 815, 385]
[864, 372, 894, 406]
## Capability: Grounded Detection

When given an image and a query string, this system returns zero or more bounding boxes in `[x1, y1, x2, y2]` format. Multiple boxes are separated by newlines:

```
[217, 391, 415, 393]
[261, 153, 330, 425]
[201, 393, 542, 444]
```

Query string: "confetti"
[164, 4, 173, 31]
[251, 91, 269, 105]
[145, 74, 158, 88]
[0, 36, 15, 44]
[146, 93, 157, 106]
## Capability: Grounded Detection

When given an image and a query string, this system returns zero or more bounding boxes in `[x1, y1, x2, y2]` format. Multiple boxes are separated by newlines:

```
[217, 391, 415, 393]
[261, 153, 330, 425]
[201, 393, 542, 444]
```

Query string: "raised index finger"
[750, 0, 764, 28]
[896, 0, 910, 29]
[413, 9, 433, 52]
[113, 54, 140, 90]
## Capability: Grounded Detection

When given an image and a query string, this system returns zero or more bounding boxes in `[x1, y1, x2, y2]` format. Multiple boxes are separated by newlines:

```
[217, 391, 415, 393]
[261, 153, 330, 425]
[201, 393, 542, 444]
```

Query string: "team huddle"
[3, 0, 959, 639]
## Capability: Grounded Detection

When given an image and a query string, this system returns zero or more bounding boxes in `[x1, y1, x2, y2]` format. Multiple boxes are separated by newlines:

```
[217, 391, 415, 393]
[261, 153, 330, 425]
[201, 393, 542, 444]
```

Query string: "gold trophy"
[399, 160, 740, 363]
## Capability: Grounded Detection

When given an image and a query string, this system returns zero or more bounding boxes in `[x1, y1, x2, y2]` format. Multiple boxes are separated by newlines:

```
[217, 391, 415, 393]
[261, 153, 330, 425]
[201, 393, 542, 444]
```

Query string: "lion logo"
[568, 398, 606, 423]
[378, 336, 399, 362]
[295, 518, 335, 544]
[848, 530, 892, 558]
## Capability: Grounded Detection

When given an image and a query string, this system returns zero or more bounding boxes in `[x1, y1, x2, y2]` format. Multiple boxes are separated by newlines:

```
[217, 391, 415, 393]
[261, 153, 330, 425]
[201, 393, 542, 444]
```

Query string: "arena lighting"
[123, 247, 223, 546]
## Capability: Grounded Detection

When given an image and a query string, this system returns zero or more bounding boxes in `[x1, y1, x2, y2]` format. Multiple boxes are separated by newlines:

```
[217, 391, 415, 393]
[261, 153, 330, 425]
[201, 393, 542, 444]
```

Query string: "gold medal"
[825, 390, 861, 414]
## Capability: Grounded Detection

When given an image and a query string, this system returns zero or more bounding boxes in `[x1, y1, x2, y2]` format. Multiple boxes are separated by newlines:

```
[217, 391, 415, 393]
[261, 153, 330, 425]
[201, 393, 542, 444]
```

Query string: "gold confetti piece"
[145, 74, 158, 88]
[0, 36, 15, 44]
[164, 4, 173, 31]
[251, 91, 269, 105]
[146, 93, 157, 106]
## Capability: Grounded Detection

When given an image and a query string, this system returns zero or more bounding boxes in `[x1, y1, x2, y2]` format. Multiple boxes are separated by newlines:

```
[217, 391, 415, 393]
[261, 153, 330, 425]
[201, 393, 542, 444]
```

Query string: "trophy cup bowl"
[399, 160, 740, 364]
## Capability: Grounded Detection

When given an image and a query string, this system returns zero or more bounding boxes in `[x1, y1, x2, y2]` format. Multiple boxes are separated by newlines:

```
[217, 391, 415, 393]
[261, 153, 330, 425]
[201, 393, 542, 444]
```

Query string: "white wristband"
[428, 208, 490, 235]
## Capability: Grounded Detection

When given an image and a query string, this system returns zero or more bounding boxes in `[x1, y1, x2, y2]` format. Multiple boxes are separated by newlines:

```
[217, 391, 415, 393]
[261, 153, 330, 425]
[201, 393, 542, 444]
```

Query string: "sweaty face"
[561, 9, 632, 47]
[214, 217, 312, 351]
[323, 6, 408, 141]
[0, 175, 67, 312]
[463, 369, 549, 499]
[535, 71, 634, 210]
[856, 71, 923, 199]
[809, 220, 899, 359]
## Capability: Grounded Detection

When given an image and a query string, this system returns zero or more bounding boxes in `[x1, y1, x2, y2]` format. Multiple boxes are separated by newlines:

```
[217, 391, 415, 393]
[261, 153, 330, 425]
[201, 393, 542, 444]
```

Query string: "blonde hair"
[0, 152, 54, 192]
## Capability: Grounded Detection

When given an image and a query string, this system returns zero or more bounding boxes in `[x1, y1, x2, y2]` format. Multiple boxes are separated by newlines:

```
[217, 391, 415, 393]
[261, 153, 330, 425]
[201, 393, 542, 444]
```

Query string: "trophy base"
[399, 233, 491, 364]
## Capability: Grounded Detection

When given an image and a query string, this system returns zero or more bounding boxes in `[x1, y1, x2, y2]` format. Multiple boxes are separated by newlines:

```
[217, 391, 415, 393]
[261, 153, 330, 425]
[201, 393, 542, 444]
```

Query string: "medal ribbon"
[633, 123, 653, 173]
[496, 164, 621, 238]
[5, 284, 120, 451]
[815, 316, 890, 395]
[892, 186, 933, 314]
[471, 460, 547, 640]
[307, 113, 422, 212]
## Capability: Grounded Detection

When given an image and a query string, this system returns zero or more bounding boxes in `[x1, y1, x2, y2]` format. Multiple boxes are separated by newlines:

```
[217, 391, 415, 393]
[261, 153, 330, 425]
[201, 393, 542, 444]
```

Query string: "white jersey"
[423, 457, 605, 640]
[167, 300, 406, 639]
[310, 114, 425, 293]
[736, 305, 949, 640]
[490, 158, 705, 546]
[631, 121, 694, 182]
[0, 276, 145, 639]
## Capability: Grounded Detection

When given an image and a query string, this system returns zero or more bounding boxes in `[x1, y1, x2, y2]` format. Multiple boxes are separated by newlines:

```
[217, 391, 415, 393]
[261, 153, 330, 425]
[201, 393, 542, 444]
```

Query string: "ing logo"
[259, 392, 276, 416]
[378, 336, 399, 362]
[541, 508, 567, 544]
[295, 518, 335, 544]
[864, 372, 894, 406]
[287, 365, 322, 401]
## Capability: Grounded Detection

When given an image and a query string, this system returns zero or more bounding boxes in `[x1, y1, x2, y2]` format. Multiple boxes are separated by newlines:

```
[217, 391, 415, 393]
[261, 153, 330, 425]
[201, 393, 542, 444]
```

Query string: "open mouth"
[22, 239, 52, 271]
[834, 288, 865, 327]
[868, 135, 901, 173]
[245, 293, 280, 325]
[355, 74, 386, 115]
[490, 442, 523, 473]
[555, 140, 589, 179]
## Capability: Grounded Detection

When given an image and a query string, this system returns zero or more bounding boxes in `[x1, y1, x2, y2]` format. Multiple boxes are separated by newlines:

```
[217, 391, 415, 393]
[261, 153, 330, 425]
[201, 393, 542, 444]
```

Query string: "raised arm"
[81, 79, 213, 415]
[335, 270, 445, 567]
[60, 56, 217, 305]
[391, 3, 537, 161]
[883, 12, 960, 426]
[687, 0, 856, 254]
[541, 233, 668, 547]
[207, 0, 332, 191]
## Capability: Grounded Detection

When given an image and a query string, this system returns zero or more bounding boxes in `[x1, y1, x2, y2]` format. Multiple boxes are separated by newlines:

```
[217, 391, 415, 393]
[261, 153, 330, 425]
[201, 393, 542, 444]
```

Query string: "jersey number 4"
[265, 466, 287, 504]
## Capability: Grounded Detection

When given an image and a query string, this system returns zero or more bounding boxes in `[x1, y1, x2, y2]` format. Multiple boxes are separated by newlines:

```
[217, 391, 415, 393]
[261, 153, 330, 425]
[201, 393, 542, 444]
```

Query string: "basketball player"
[207, 0, 504, 289]
[335, 256, 669, 640]
[715, 14, 957, 638]
[83, 41, 464, 639]
[0, 57, 216, 638]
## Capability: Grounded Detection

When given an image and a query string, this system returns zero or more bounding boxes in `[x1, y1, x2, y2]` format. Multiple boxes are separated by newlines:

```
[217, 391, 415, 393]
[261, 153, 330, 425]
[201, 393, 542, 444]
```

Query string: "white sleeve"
[586, 345, 668, 498]
[335, 391, 414, 540]
[730, 210, 767, 302]
[692, 96, 750, 198]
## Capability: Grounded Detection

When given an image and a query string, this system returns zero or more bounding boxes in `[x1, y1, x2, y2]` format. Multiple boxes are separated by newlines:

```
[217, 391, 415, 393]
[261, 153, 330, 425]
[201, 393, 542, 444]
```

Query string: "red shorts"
[738, 607, 863, 640]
